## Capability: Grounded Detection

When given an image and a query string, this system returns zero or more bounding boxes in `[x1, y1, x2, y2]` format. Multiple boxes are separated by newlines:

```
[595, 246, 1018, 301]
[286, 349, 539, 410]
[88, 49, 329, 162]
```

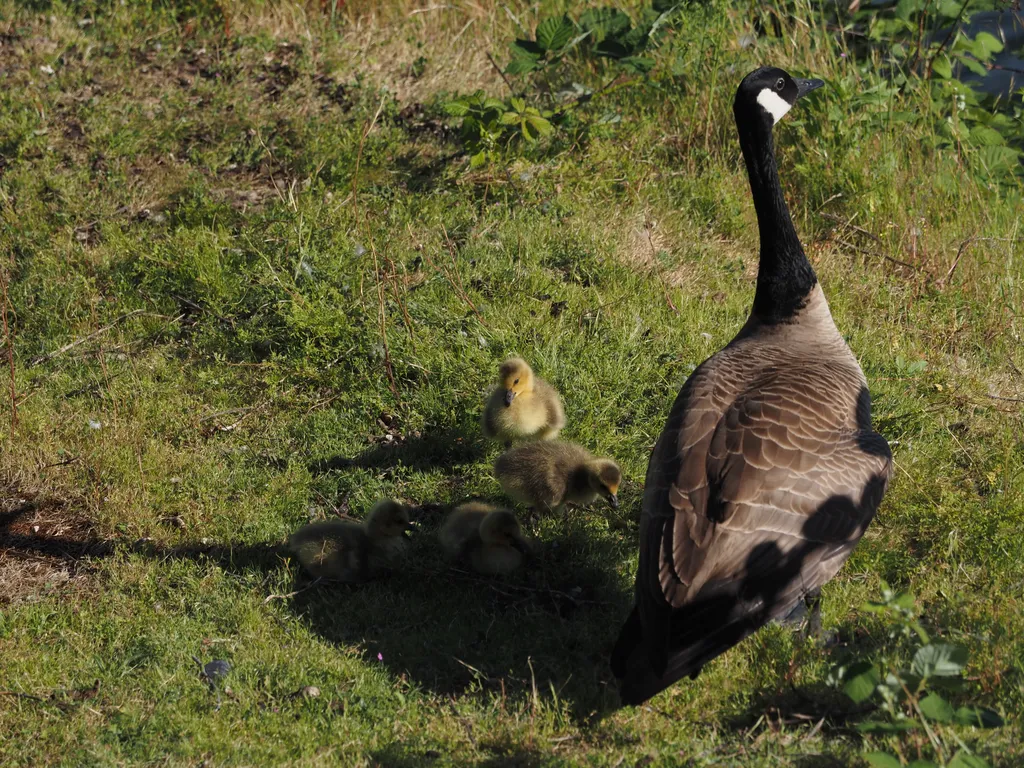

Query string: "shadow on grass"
[289, 520, 629, 722]
[370, 740, 549, 767]
[1, 498, 629, 723]
[309, 427, 487, 474]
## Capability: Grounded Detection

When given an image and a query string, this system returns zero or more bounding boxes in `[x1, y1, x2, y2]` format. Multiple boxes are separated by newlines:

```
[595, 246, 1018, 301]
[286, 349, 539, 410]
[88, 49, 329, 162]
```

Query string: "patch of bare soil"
[0, 492, 108, 605]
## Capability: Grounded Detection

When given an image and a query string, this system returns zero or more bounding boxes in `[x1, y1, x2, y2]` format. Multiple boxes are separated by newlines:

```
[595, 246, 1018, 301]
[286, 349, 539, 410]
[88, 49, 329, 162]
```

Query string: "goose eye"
[775, 78, 785, 91]
[513, 378, 519, 384]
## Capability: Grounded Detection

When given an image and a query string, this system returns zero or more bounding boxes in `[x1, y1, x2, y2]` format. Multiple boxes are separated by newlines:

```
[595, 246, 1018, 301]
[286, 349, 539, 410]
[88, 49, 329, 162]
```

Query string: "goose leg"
[803, 588, 822, 640]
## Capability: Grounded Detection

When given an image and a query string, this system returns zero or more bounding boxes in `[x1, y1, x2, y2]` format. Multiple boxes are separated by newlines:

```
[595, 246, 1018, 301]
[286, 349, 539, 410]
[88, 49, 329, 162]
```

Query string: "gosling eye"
[775, 77, 785, 91]
[513, 378, 519, 385]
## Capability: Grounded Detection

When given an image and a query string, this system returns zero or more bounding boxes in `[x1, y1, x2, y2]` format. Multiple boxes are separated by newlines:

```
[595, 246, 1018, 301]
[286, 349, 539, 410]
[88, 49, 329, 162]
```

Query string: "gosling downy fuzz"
[495, 441, 621, 514]
[288, 499, 412, 582]
[482, 358, 565, 444]
[439, 501, 531, 576]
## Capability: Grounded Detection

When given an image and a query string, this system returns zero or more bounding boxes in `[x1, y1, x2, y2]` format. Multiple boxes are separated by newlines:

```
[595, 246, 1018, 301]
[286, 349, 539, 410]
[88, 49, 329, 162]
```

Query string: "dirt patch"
[0, 493, 108, 605]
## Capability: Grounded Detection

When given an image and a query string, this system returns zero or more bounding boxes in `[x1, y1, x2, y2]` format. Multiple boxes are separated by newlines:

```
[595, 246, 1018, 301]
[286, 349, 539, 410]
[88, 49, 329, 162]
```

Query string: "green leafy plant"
[850, 0, 1023, 181]
[833, 586, 1004, 767]
[442, 3, 683, 167]
[442, 92, 555, 167]
[506, 3, 682, 77]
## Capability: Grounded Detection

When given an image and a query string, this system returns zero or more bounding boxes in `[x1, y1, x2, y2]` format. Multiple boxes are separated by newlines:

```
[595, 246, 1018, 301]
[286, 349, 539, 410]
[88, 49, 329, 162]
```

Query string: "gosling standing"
[288, 499, 412, 582]
[495, 441, 620, 514]
[482, 358, 565, 445]
[439, 501, 531, 576]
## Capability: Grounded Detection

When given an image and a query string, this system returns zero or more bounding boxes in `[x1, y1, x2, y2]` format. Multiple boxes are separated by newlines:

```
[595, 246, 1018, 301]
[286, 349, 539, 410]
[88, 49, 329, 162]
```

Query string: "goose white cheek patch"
[756, 88, 792, 124]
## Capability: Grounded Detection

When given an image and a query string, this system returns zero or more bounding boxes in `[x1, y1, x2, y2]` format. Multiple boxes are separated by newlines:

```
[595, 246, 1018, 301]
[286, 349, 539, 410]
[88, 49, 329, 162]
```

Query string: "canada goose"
[439, 501, 531, 575]
[482, 358, 565, 445]
[610, 67, 892, 706]
[494, 441, 621, 514]
[287, 499, 412, 582]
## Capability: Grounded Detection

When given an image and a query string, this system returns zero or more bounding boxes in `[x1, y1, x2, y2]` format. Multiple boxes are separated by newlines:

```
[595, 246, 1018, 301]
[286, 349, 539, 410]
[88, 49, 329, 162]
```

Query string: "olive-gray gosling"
[494, 441, 621, 514]
[482, 357, 565, 445]
[439, 501, 531, 576]
[288, 499, 412, 582]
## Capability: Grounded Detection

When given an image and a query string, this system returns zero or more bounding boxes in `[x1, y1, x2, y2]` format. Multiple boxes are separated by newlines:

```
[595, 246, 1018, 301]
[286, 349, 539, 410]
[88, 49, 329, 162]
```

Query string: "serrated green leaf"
[500, 111, 519, 125]
[937, 0, 962, 17]
[864, 752, 902, 768]
[443, 101, 470, 117]
[505, 57, 540, 75]
[958, 55, 988, 77]
[535, 15, 574, 52]
[520, 119, 534, 142]
[469, 150, 487, 168]
[509, 39, 543, 58]
[912, 644, 967, 678]
[919, 693, 954, 722]
[973, 31, 1004, 56]
[510, 97, 525, 113]
[525, 114, 552, 137]
[948, 753, 991, 768]
[977, 145, 1021, 172]
[842, 662, 881, 704]
[953, 706, 1004, 728]
[895, 0, 920, 22]
[932, 54, 953, 79]
[907, 761, 940, 768]
[970, 125, 1005, 147]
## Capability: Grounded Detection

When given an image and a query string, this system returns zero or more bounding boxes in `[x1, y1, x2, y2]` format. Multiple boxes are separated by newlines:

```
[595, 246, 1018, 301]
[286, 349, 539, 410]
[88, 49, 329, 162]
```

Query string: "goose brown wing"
[631, 362, 891, 682]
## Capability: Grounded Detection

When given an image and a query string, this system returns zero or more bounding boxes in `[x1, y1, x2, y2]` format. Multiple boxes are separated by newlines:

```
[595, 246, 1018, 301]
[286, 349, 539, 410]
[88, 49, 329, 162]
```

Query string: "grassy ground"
[1, 1, 1022, 765]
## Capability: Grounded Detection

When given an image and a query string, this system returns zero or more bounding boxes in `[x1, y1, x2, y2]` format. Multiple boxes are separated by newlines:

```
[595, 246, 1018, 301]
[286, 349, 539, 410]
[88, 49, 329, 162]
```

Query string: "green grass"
[1, 1, 1022, 765]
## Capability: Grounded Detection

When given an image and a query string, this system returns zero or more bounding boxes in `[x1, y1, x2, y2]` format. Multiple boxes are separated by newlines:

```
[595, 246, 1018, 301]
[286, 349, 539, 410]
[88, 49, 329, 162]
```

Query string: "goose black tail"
[613, 606, 771, 707]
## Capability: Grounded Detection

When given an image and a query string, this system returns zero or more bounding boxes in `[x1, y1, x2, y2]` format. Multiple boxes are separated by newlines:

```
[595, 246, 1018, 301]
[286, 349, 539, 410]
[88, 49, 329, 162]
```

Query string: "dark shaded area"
[370, 741, 548, 768]
[1, 496, 629, 722]
[290, 525, 629, 721]
[309, 427, 486, 474]
[392, 150, 464, 195]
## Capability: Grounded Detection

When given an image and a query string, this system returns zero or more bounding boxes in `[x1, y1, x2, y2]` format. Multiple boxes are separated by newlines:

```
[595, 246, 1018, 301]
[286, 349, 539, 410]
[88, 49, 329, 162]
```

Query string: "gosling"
[287, 499, 412, 582]
[482, 357, 565, 445]
[494, 441, 621, 514]
[439, 501, 531, 576]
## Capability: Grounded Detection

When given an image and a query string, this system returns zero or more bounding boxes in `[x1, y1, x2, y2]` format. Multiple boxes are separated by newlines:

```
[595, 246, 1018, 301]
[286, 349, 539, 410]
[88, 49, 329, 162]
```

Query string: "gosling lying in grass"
[439, 502, 530, 576]
[288, 499, 412, 582]
[494, 441, 621, 514]
[482, 357, 565, 445]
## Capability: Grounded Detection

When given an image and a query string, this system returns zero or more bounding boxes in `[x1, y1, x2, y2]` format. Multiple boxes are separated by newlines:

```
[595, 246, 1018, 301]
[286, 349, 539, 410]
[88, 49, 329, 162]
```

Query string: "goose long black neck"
[736, 112, 817, 323]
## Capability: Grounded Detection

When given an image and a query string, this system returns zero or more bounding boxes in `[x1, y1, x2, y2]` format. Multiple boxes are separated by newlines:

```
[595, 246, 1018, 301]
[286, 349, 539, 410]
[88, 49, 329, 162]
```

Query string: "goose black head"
[734, 66, 823, 128]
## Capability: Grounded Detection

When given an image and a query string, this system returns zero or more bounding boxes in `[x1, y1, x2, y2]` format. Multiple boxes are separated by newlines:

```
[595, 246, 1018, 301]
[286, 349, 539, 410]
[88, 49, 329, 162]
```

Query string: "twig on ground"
[486, 52, 516, 95]
[643, 220, 679, 314]
[986, 393, 1024, 403]
[369, 240, 403, 407]
[264, 577, 323, 604]
[30, 310, 165, 366]
[1, 264, 15, 434]
[423, 225, 485, 325]
[197, 406, 256, 424]
[449, 701, 478, 748]
[939, 235, 975, 288]
[820, 212, 881, 243]
[835, 238, 921, 272]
